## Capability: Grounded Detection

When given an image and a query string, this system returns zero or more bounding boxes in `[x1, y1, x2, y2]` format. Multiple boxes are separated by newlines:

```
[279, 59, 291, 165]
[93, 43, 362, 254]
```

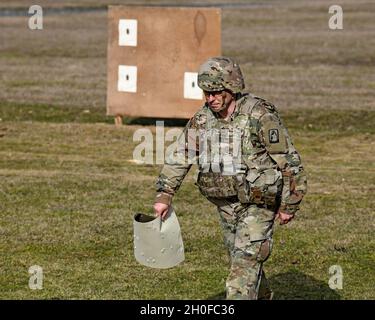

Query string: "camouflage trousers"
[208, 196, 276, 300]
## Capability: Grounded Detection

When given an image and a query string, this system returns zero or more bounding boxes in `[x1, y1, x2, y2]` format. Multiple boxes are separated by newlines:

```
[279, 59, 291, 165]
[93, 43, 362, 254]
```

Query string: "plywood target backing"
[107, 6, 221, 119]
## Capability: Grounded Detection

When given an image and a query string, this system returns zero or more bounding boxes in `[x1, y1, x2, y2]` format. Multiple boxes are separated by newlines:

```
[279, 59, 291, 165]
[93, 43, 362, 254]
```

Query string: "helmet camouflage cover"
[197, 56, 245, 93]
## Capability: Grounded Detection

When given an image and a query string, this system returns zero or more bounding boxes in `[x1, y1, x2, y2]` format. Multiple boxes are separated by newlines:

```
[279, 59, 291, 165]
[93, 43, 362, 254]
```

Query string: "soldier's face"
[204, 90, 234, 113]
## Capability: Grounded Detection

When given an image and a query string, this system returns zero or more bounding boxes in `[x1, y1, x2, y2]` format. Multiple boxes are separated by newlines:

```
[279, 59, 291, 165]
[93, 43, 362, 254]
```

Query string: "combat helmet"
[197, 56, 245, 93]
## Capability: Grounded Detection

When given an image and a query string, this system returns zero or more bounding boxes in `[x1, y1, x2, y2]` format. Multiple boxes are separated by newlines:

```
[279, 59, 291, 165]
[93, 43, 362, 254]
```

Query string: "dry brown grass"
[0, 0, 374, 300]
[1, 0, 374, 110]
[0, 113, 374, 299]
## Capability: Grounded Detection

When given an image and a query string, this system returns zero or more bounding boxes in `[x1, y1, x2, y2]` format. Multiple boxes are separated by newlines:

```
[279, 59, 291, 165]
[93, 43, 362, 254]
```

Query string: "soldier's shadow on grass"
[207, 270, 341, 300]
[269, 270, 341, 300]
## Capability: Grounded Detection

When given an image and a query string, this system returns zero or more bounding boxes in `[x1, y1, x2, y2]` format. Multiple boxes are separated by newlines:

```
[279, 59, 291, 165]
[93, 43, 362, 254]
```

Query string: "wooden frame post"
[114, 115, 123, 126]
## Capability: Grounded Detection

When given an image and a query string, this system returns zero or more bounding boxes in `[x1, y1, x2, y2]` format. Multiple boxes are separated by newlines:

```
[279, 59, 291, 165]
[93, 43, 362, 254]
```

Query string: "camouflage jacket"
[155, 93, 307, 215]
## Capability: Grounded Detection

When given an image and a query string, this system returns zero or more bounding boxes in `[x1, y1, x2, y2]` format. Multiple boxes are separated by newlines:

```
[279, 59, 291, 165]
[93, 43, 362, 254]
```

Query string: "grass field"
[0, 0, 374, 299]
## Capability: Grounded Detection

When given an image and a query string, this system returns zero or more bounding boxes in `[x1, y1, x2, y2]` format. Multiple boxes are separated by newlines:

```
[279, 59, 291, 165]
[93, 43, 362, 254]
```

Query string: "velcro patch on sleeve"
[263, 121, 287, 154]
[268, 129, 279, 143]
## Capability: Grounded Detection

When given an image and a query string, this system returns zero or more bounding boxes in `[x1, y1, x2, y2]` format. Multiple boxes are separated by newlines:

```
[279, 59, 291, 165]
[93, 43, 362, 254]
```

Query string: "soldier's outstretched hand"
[154, 202, 170, 221]
[275, 210, 294, 225]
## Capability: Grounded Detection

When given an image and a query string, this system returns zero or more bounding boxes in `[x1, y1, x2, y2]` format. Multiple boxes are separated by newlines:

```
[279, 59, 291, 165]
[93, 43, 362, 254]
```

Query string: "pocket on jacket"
[246, 168, 282, 206]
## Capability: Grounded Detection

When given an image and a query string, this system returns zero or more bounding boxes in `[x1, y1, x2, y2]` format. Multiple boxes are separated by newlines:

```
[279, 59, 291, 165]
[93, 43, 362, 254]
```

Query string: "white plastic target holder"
[184, 72, 203, 100]
[119, 19, 138, 46]
[118, 65, 137, 93]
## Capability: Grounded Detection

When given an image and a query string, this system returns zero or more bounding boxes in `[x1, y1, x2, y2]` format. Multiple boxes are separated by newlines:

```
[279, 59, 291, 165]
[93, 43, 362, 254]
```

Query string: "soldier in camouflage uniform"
[154, 57, 307, 300]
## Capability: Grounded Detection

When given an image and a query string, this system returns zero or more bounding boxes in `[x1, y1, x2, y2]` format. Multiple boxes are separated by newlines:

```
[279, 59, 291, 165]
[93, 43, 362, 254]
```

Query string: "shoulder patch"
[262, 119, 287, 154]
[269, 129, 279, 143]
